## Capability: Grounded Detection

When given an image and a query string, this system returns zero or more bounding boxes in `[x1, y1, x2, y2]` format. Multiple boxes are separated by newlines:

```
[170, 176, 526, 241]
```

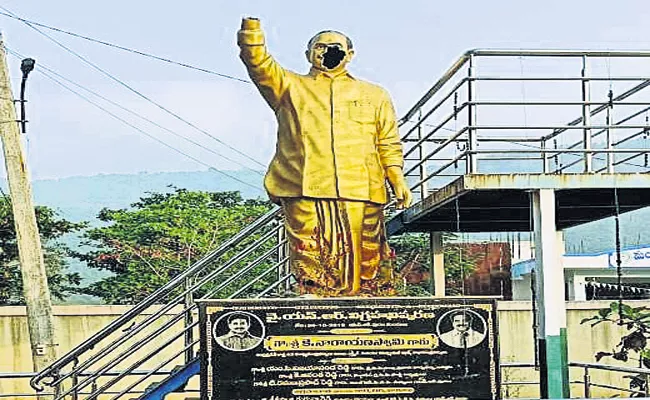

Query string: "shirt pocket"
[366, 153, 385, 186]
[348, 100, 376, 123]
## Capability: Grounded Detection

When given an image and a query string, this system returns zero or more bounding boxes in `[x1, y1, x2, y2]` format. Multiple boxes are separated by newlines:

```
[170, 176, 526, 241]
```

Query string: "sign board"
[608, 247, 650, 268]
[198, 297, 499, 400]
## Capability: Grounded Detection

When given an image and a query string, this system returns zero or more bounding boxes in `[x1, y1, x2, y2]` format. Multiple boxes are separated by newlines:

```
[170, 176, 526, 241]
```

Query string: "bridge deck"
[387, 173, 650, 234]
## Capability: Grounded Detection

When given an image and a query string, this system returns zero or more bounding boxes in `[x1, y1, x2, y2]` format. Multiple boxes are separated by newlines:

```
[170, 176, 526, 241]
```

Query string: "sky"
[2, 0, 650, 182]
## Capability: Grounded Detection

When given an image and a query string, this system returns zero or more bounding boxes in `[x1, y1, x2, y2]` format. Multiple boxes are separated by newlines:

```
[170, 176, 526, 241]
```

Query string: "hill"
[26, 170, 265, 304]
[31, 170, 266, 224]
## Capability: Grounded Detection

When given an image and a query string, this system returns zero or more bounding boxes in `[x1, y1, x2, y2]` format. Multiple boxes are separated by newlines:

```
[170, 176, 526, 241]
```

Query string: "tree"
[582, 302, 650, 397]
[78, 188, 272, 304]
[389, 232, 477, 296]
[0, 197, 84, 305]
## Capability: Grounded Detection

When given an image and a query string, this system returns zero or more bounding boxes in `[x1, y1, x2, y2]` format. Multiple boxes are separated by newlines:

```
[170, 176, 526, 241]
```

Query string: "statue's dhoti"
[281, 198, 396, 296]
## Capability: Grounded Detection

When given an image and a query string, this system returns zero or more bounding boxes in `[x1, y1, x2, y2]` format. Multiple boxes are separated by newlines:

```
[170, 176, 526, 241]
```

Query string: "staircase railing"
[30, 206, 287, 399]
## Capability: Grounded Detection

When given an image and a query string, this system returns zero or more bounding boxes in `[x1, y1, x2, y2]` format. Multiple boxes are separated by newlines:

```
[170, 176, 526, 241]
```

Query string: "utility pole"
[0, 39, 57, 374]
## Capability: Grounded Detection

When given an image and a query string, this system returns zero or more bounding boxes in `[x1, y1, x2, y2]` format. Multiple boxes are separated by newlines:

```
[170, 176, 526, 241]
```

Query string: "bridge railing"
[399, 49, 650, 201]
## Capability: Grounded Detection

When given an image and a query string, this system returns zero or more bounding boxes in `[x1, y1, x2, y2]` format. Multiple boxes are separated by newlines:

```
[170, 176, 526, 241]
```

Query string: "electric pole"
[0, 38, 57, 374]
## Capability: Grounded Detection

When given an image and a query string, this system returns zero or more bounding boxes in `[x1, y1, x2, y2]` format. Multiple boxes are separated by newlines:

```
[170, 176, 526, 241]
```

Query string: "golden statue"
[238, 18, 412, 296]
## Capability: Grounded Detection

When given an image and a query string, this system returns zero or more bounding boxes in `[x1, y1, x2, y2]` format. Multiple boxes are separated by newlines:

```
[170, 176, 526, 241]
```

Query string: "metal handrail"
[53, 229, 283, 398]
[228, 257, 290, 298]
[402, 103, 470, 158]
[601, 152, 648, 172]
[400, 77, 469, 139]
[44, 212, 282, 388]
[546, 80, 650, 142]
[200, 240, 287, 299]
[401, 48, 650, 124]
[0, 369, 196, 399]
[57, 255, 283, 399]
[571, 361, 650, 375]
[53, 301, 192, 397]
[501, 361, 650, 398]
[401, 51, 473, 123]
[471, 49, 650, 57]
[256, 273, 293, 297]
[2, 370, 180, 378]
[110, 339, 200, 400]
[0, 390, 200, 399]
[473, 76, 650, 81]
[400, 48, 650, 190]
[474, 148, 650, 154]
[404, 127, 469, 175]
[84, 322, 200, 400]
[30, 206, 282, 394]
[409, 152, 468, 193]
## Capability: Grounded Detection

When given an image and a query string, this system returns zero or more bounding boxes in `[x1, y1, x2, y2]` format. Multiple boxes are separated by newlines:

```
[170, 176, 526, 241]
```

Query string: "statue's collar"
[308, 67, 355, 80]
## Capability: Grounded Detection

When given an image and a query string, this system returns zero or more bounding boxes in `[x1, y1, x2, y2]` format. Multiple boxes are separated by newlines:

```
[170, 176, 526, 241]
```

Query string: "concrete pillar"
[430, 232, 445, 297]
[532, 189, 569, 399]
[556, 231, 568, 299]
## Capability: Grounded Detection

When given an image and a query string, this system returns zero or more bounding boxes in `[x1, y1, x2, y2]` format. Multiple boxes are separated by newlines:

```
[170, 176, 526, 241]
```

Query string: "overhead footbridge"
[388, 173, 650, 233]
[390, 49, 650, 235]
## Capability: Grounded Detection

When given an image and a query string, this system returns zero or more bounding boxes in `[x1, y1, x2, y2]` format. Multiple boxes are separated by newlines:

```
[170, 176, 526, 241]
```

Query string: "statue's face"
[306, 31, 354, 73]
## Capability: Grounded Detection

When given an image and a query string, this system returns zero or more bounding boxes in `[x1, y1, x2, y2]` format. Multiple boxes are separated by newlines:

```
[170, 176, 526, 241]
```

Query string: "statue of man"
[237, 17, 412, 296]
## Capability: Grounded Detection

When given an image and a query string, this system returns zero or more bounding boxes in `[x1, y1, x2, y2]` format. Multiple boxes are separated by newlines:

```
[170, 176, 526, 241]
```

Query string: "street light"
[19, 58, 35, 134]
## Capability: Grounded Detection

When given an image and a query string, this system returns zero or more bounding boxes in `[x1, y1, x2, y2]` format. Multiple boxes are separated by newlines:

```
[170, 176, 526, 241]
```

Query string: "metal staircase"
[31, 206, 288, 399]
[30, 49, 650, 399]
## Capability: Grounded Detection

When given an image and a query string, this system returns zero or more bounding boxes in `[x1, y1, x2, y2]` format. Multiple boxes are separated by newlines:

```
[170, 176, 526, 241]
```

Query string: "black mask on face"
[322, 45, 346, 70]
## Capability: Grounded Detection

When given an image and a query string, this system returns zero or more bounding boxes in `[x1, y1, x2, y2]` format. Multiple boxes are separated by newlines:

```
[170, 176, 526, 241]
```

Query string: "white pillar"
[556, 230, 567, 298]
[532, 189, 569, 398]
[430, 232, 445, 296]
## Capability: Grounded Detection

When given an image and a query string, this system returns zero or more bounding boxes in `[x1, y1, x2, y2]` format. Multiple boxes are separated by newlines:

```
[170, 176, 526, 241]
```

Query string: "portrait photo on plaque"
[436, 308, 487, 349]
[212, 311, 265, 352]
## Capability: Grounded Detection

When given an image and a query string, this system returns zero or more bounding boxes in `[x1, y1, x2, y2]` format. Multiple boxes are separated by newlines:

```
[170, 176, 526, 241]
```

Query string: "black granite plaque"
[198, 297, 499, 400]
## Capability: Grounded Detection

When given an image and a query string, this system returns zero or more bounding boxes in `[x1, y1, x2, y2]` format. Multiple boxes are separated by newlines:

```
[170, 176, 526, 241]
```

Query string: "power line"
[5, 49, 264, 193]
[0, 10, 252, 84]
[0, 5, 265, 169]
[6, 46, 264, 177]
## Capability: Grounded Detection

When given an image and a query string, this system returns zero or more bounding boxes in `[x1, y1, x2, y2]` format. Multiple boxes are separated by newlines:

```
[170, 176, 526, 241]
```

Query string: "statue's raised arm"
[237, 17, 289, 110]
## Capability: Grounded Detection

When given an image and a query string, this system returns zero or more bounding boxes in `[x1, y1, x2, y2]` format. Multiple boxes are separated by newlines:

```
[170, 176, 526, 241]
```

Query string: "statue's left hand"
[386, 166, 413, 209]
